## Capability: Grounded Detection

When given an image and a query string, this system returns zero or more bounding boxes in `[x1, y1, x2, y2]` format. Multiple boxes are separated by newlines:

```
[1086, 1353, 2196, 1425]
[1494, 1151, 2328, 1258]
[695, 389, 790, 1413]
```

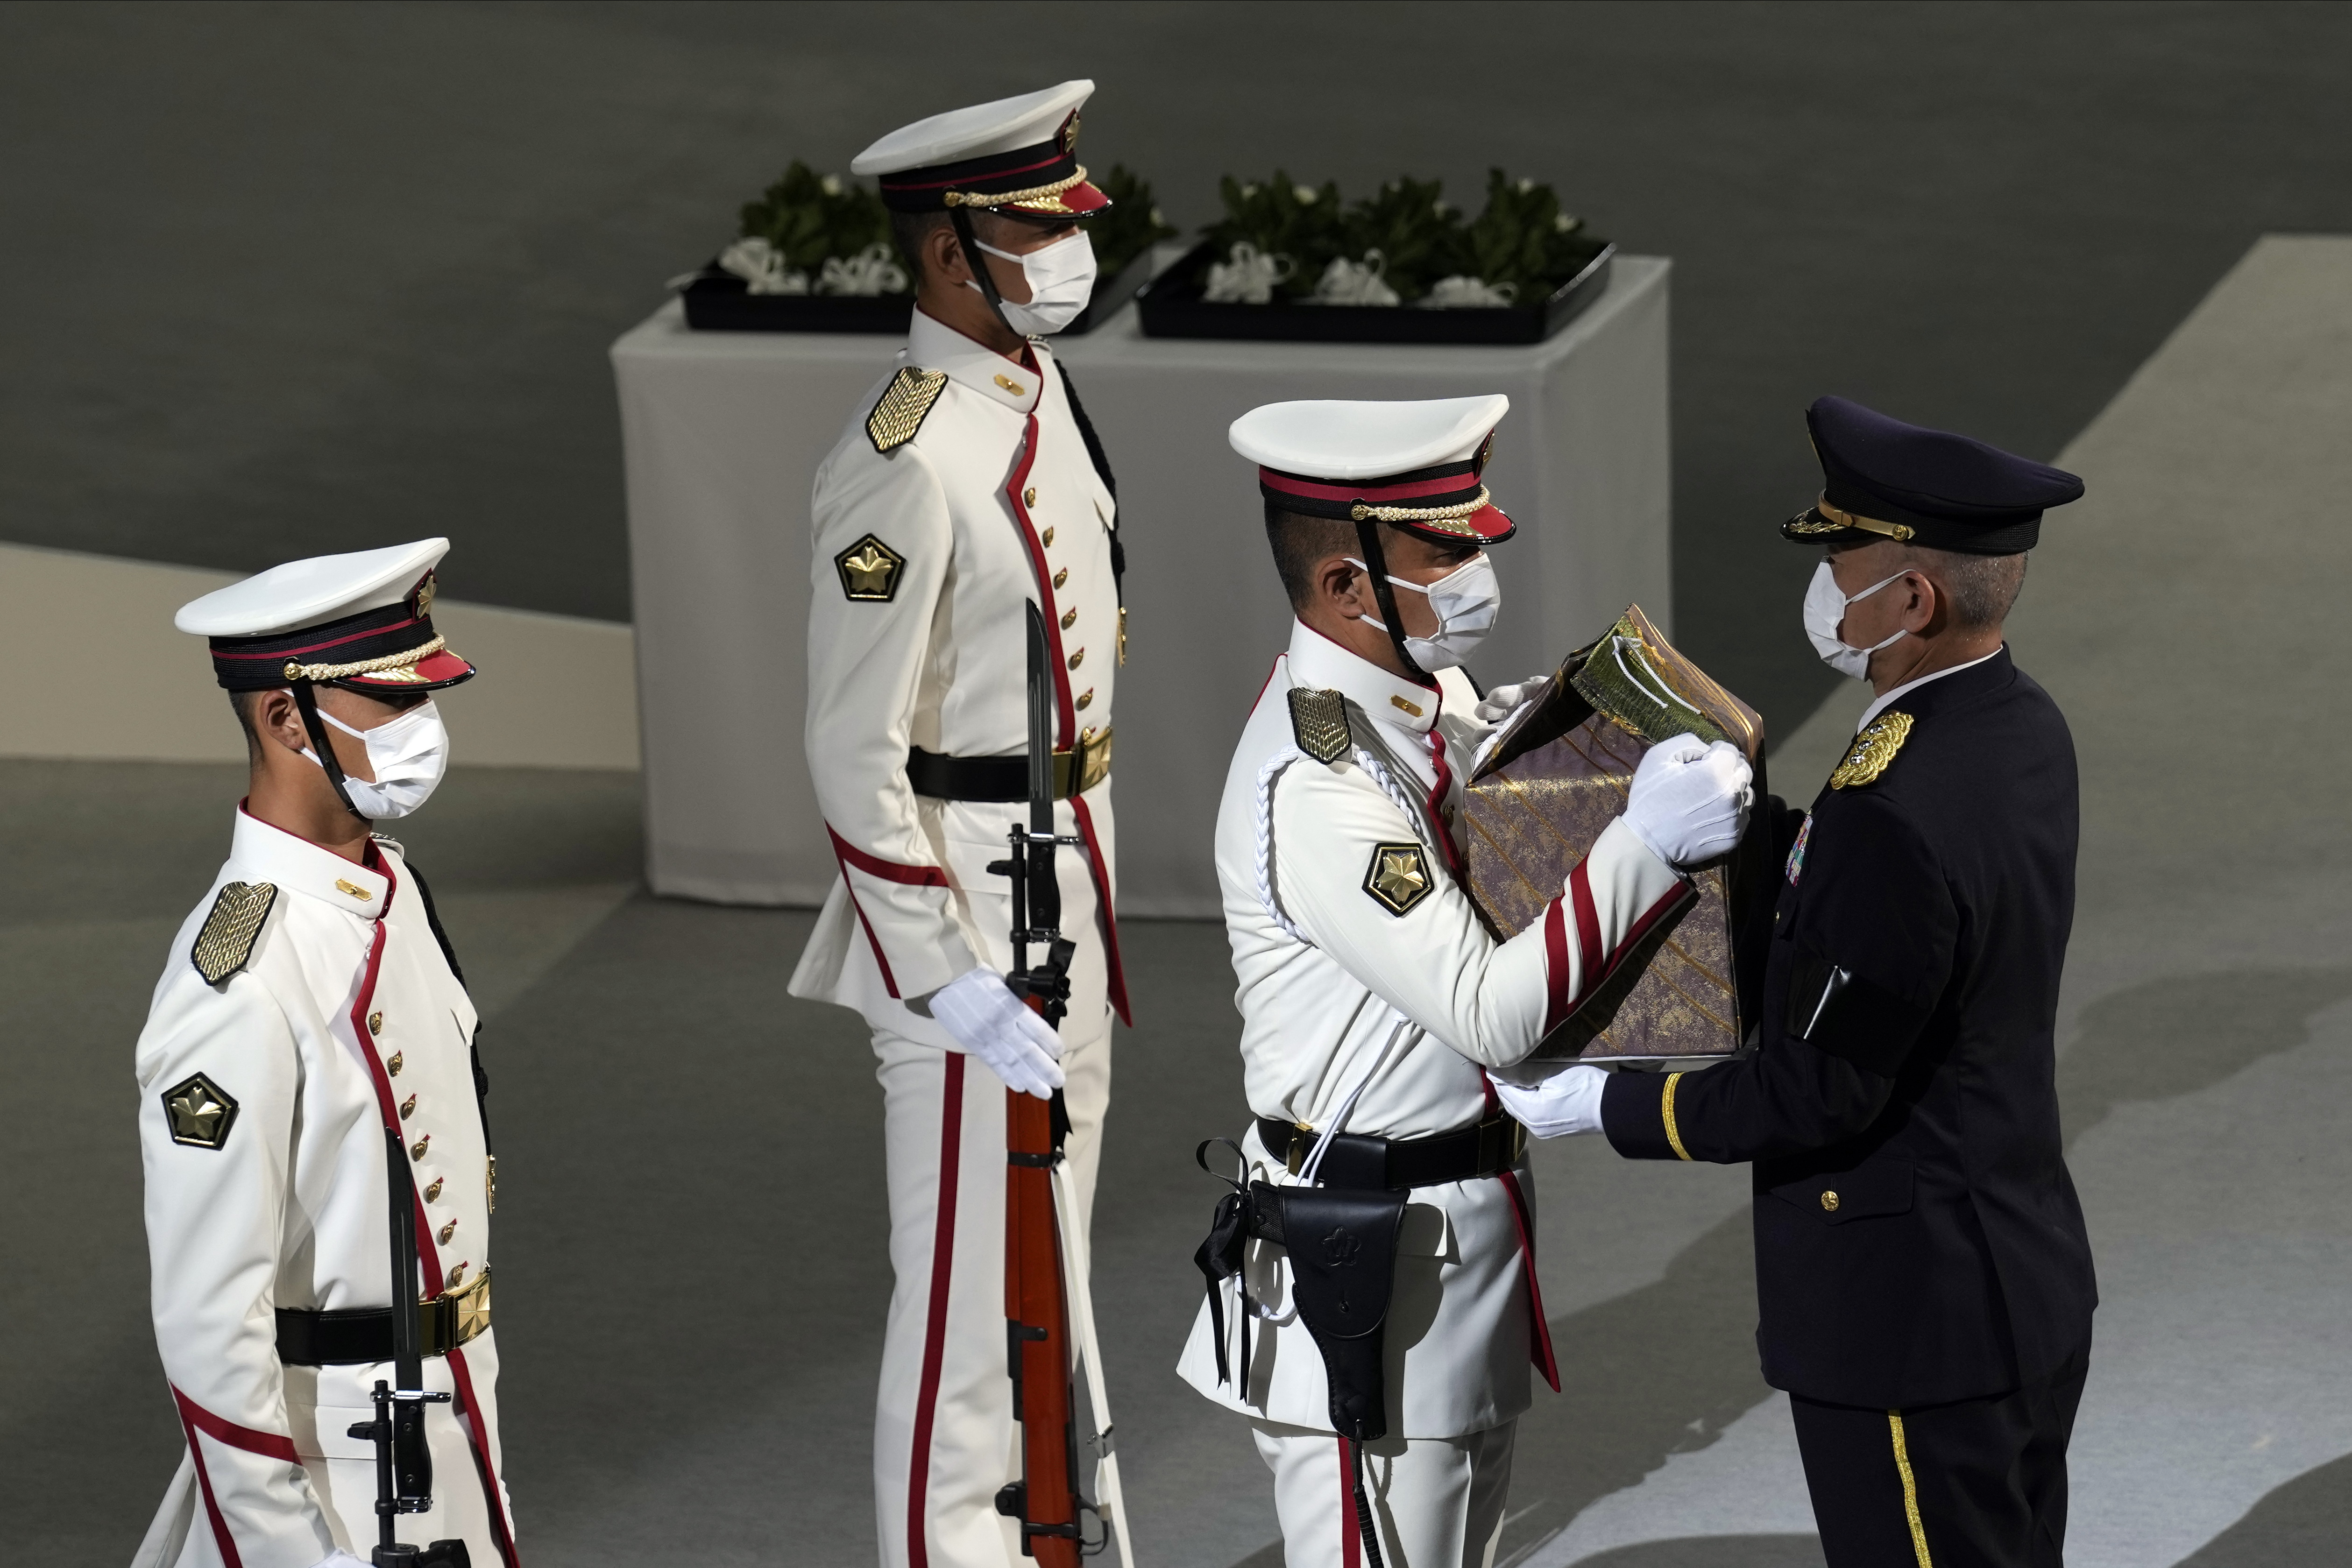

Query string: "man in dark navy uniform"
[1517, 396, 2095, 1566]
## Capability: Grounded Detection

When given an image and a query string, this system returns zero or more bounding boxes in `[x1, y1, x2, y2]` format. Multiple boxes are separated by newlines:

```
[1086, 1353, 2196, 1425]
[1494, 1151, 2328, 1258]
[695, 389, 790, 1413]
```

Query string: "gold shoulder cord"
[1660, 1071, 1693, 1161]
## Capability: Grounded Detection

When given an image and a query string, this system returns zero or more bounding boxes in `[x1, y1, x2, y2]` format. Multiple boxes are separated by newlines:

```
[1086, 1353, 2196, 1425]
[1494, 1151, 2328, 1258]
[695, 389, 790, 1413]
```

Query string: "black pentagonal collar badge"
[835, 534, 906, 602]
[162, 1072, 240, 1151]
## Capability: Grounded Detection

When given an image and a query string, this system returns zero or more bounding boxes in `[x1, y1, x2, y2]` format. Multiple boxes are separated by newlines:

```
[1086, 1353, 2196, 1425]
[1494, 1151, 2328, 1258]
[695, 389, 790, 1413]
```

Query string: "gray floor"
[7, 2, 2352, 727]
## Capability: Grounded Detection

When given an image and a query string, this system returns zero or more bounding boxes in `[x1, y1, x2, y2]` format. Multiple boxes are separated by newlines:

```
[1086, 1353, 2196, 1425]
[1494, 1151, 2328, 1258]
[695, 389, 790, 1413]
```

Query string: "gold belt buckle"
[415, 1266, 492, 1356]
[1050, 725, 1114, 798]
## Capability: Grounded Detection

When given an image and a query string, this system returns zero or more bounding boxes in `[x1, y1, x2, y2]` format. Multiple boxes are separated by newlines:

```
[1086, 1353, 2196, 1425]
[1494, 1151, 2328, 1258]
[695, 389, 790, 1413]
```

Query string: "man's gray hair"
[1908, 546, 2029, 631]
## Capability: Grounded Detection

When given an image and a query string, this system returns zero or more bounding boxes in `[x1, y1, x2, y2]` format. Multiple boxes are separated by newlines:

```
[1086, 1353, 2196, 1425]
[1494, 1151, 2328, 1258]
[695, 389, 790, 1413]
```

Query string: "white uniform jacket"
[790, 307, 1126, 1047]
[1177, 622, 1692, 1438]
[134, 810, 514, 1568]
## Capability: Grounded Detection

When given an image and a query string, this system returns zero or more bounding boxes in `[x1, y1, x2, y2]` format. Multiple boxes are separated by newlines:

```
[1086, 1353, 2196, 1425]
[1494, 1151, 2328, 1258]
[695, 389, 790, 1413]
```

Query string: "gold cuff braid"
[283, 636, 445, 683]
[1661, 1071, 1693, 1161]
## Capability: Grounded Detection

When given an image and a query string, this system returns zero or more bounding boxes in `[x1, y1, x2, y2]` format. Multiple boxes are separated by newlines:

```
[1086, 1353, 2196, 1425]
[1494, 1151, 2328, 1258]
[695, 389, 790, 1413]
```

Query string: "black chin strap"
[1351, 517, 1432, 687]
[290, 681, 368, 823]
[948, 205, 1022, 342]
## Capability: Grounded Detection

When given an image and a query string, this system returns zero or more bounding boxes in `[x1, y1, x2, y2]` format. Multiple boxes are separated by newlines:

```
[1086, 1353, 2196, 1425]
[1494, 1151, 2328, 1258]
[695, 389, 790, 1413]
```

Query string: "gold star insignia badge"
[835, 534, 906, 602]
[1363, 841, 1434, 916]
[162, 1072, 240, 1151]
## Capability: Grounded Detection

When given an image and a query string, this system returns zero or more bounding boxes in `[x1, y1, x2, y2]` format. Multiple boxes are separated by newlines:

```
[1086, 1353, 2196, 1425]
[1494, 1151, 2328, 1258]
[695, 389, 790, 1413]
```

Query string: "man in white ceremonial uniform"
[784, 82, 1132, 1568]
[1178, 399, 1755, 1568]
[134, 541, 517, 1568]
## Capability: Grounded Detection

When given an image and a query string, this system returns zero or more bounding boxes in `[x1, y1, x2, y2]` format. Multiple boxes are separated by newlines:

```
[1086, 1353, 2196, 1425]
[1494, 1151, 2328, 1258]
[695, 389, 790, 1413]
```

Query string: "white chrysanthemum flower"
[1294, 184, 1318, 204]
[1240, 182, 1260, 198]
[821, 173, 842, 196]
[1554, 212, 1577, 232]
[1516, 177, 1535, 193]
[1150, 206, 1166, 226]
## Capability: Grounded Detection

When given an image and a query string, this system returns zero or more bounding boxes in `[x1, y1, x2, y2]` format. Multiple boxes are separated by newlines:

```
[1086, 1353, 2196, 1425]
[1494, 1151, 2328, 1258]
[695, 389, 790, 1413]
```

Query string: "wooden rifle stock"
[1003, 1084, 1083, 1565]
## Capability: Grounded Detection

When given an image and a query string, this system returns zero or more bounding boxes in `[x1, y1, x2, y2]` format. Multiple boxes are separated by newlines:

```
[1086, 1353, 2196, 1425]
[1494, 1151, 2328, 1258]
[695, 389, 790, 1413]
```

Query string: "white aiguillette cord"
[1050, 1159, 1140, 1568]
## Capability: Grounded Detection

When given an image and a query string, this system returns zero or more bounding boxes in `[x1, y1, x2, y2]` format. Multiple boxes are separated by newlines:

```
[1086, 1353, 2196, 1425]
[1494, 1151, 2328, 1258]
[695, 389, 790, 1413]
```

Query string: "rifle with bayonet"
[347, 1126, 470, 1567]
[987, 603, 1137, 1566]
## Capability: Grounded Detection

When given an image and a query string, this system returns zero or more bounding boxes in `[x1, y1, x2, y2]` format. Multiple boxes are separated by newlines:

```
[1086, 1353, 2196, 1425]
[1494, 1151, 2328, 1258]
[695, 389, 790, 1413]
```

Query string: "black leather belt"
[275, 1270, 492, 1365]
[1254, 1113, 1526, 1193]
[907, 727, 1112, 803]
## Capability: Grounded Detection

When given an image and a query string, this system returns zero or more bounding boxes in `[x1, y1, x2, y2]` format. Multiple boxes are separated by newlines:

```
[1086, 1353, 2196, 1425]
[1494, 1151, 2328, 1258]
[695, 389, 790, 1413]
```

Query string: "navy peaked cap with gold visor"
[1785, 395, 2084, 555]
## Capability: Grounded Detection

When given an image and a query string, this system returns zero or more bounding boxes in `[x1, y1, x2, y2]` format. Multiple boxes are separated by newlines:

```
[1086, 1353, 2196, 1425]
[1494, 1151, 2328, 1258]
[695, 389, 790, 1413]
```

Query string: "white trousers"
[872, 1024, 1111, 1568]
[1250, 1418, 1516, 1568]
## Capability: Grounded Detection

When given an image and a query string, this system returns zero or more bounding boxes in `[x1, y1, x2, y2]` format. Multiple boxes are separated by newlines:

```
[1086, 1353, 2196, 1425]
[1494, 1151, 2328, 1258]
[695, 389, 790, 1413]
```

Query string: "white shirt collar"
[1857, 646, 2002, 730]
[1285, 619, 1443, 737]
[226, 807, 390, 918]
[906, 306, 1043, 415]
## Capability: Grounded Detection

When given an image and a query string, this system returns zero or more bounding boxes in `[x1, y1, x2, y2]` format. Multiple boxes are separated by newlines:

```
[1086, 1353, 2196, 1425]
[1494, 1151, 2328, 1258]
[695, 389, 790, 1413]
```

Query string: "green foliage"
[1197, 169, 1606, 305]
[1454, 169, 1602, 303]
[737, 161, 897, 275]
[1086, 164, 1182, 282]
[1204, 172, 1350, 299]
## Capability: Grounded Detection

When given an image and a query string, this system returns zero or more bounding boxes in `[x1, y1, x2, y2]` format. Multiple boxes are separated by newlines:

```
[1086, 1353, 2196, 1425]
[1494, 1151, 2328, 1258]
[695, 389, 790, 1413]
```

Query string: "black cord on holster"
[1350, 1432, 1387, 1568]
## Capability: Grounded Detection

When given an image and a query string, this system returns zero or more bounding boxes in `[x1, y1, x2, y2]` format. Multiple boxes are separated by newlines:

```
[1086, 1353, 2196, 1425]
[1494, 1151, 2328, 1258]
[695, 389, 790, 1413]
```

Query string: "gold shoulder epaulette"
[866, 367, 949, 453]
[1289, 686, 1351, 764]
[191, 881, 278, 986]
[1830, 711, 1915, 789]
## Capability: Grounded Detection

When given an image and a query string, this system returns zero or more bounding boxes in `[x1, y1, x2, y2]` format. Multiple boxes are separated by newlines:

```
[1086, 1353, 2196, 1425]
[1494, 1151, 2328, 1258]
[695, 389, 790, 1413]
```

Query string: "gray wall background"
[5, 0, 2351, 738]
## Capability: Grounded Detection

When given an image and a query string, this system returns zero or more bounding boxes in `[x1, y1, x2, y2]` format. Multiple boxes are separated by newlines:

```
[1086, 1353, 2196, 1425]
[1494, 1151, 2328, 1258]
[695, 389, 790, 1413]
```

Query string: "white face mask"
[305, 699, 450, 819]
[1803, 560, 1910, 680]
[970, 229, 1097, 336]
[1348, 552, 1502, 671]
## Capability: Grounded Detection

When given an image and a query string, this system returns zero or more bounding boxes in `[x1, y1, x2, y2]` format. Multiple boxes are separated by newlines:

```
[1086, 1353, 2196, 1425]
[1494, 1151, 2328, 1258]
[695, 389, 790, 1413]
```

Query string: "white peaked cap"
[1233, 396, 1518, 543]
[1228, 396, 1511, 479]
[176, 539, 450, 636]
[851, 80, 1095, 176]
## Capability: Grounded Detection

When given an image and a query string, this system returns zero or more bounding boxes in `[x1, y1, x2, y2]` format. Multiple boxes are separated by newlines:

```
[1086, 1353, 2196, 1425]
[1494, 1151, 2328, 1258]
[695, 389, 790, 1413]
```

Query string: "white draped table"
[611, 255, 1671, 916]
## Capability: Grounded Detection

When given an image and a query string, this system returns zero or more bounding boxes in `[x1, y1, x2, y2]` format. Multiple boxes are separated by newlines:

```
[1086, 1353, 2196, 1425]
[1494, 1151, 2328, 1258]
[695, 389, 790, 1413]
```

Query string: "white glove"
[1474, 673, 1553, 724]
[928, 968, 1066, 1098]
[1494, 1064, 1609, 1138]
[1623, 734, 1754, 869]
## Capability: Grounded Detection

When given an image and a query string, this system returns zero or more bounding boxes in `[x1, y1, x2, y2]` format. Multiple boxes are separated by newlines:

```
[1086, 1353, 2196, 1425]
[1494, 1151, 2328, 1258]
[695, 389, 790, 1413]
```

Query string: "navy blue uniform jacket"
[1602, 649, 2097, 1408]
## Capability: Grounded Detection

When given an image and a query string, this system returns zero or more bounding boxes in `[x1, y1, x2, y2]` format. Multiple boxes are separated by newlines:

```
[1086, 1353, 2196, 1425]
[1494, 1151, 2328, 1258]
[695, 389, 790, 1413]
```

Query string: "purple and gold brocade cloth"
[1463, 604, 1775, 1063]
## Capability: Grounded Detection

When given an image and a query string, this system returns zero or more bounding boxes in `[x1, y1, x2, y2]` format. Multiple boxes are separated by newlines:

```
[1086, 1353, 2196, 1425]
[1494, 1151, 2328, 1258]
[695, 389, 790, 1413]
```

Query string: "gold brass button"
[438, 1219, 458, 1245]
[1820, 1191, 1841, 1213]
[1061, 607, 1076, 629]
[445, 1262, 468, 1291]
[411, 1133, 431, 1161]
[368, 1011, 383, 1036]
[1024, 486, 1038, 507]
[1041, 526, 1056, 547]
[1075, 687, 1095, 711]
[1053, 567, 1068, 589]
[399, 1094, 417, 1120]
[423, 1177, 444, 1202]
[1068, 649, 1084, 670]
[386, 1052, 404, 1076]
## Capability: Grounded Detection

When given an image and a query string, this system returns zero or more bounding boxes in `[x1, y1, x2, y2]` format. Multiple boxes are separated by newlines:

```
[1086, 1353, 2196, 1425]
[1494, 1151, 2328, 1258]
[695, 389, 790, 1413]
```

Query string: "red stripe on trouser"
[1338, 1435, 1361, 1568]
[1068, 792, 1131, 1025]
[1497, 1169, 1561, 1391]
[906, 1052, 967, 1568]
[171, 1386, 301, 1568]
[448, 1347, 521, 1567]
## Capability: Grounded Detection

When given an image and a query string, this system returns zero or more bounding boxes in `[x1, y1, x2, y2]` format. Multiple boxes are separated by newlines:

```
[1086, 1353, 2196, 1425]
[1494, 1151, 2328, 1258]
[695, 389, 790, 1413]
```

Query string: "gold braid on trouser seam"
[1887, 1411, 1934, 1567]
[1661, 1072, 1692, 1160]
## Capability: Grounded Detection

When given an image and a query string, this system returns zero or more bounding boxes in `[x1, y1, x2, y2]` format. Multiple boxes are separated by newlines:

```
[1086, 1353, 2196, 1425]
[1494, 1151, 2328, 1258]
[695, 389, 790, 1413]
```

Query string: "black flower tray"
[1135, 240, 1615, 346]
[677, 268, 914, 334]
[674, 244, 1173, 336]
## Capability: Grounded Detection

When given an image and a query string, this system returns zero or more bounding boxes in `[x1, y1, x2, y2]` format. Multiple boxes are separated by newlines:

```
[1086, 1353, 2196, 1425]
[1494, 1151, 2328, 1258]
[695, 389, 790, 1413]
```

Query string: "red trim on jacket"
[906, 1052, 967, 1568]
[447, 1346, 522, 1567]
[827, 826, 949, 886]
[1541, 897, 1573, 1034]
[171, 1386, 301, 1568]
[1496, 1168, 1561, 1391]
[1068, 792, 1131, 1025]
